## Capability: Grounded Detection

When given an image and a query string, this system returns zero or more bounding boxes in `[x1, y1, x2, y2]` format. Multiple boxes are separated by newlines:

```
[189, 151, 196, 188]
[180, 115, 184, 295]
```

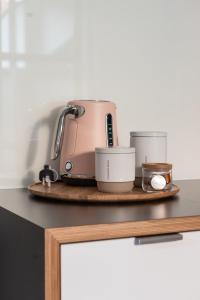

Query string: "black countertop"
[0, 180, 200, 229]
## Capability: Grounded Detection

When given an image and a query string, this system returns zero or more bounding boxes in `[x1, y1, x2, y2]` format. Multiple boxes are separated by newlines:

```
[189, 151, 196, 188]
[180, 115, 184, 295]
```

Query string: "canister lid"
[95, 147, 135, 154]
[130, 131, 167, 137]
[142, 163, 172, 171]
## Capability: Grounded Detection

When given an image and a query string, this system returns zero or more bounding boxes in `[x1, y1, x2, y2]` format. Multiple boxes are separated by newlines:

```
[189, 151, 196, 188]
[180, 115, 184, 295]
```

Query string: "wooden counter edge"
[45, 215, 200, 300]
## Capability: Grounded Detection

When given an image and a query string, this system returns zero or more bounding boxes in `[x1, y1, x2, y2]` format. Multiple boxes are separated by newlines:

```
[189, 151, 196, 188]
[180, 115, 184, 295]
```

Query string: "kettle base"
[61, 175, 97, 187]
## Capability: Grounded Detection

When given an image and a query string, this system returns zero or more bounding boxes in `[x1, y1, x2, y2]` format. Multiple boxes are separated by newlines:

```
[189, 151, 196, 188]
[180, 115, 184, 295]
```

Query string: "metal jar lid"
[142, 163, 172, 171]
[130, 131, 167, 137]
[95, 147, 135, 154]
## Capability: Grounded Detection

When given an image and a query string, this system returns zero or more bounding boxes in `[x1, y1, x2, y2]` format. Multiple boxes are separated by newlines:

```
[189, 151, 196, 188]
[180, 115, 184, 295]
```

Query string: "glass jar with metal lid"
[142, 163, 172, 193]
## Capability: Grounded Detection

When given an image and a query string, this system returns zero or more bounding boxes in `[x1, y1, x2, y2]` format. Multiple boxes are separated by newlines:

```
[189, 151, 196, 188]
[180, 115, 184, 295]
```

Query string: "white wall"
[1, 0, 200, 188]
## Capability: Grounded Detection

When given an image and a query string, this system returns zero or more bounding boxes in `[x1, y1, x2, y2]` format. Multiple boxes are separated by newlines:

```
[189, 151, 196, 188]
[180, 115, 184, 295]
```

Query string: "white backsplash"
[1, 0, 200, 188]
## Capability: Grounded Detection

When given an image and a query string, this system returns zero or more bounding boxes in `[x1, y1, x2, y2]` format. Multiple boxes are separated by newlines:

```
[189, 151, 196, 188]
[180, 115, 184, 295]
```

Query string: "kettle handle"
[51, 104, 85, 160]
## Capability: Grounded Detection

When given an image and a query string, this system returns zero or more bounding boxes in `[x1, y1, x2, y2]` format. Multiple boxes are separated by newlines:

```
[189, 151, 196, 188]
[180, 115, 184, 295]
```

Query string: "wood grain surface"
[29, 182, 179, 203]
[45, 230, 60, 300]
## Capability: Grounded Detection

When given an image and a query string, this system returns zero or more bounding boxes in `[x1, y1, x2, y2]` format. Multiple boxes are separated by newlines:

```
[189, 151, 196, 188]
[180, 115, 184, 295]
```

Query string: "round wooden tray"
[28, 182, 180, 203]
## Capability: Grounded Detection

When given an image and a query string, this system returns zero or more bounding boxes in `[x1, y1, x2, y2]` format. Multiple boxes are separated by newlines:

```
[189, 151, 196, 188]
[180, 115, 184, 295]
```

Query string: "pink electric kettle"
[51, 100, 118, 185]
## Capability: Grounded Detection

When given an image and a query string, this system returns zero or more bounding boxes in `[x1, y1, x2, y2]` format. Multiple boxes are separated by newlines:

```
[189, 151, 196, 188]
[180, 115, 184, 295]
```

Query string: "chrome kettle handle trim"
[51, 104, 85, 160]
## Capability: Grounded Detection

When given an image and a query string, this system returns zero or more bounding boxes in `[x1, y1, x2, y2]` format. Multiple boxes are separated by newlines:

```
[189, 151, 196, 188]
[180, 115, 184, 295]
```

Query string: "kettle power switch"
[65, 161, 73, 172]
[106, 113, 113, 147]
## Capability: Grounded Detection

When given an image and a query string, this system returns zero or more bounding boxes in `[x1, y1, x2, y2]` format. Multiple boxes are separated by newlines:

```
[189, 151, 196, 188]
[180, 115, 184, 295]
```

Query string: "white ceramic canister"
[130, 131, 167, 186]
[95, 147, 135, 193]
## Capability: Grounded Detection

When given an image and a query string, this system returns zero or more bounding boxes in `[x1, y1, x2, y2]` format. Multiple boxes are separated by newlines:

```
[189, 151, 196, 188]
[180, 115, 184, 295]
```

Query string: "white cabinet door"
[61, 231, 200, 300]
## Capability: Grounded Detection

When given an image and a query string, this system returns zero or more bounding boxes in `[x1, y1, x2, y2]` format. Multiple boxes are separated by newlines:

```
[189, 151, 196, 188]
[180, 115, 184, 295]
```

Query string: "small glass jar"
[142, 163, 172, 193]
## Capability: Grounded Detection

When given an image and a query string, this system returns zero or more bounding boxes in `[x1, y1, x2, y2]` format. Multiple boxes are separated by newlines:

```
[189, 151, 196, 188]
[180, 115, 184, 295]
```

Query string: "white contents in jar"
[151, 175, 166, 190]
